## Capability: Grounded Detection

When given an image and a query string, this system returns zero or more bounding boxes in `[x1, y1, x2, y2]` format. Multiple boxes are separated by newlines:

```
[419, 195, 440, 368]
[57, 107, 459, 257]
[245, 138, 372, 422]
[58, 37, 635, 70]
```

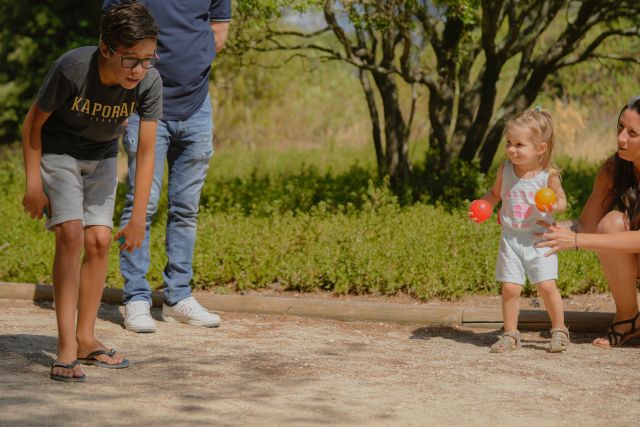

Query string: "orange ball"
[535, 187, 556, 212]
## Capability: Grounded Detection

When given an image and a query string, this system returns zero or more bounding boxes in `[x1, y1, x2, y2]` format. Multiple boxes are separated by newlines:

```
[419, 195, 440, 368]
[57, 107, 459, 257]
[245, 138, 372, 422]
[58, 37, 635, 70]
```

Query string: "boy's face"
[99, 38, 157, 89]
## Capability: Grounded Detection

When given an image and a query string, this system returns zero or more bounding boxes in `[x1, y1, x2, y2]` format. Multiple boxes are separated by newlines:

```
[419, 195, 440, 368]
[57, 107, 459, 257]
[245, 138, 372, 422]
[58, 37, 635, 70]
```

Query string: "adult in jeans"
[538, 97, 640, 347]
[103, 0, 231, 332]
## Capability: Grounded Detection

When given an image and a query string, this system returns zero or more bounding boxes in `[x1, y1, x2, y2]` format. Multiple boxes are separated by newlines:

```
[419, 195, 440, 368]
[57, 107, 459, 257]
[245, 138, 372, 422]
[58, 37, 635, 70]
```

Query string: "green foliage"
[199, 164, 377, 216]
[413, 149, 488, 210]
[0, 148, 55, 284]
[556, 157, 601, 219]
[433, 0, 479, 26]
[543, 31, 640, 113]
[0, 146, 606, 299]
[0, 0, 101, 144]
[211, 50, 370, 151]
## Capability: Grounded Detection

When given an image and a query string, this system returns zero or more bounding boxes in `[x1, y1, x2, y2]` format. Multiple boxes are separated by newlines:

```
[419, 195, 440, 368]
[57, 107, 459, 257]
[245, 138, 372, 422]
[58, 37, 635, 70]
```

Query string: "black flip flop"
[50, 360, 87, 382]
[78, 349, 129, 369]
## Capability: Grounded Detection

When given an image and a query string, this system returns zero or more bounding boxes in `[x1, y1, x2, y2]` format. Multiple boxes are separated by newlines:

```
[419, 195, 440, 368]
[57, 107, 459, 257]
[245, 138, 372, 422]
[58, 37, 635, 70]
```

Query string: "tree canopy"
[231, 0, 640, 194]
[0, 0, 101, 144]
[2, 0, 640, 200]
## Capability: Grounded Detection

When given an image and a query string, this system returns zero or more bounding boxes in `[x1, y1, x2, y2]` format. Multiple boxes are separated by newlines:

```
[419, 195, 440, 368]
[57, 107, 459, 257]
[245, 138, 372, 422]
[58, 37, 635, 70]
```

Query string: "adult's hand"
[535, 220, 577, 256]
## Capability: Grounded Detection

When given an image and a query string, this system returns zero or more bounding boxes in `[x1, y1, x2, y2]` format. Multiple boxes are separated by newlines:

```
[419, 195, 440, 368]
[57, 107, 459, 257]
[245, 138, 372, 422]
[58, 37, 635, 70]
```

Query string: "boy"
[21, 2, 162, 382]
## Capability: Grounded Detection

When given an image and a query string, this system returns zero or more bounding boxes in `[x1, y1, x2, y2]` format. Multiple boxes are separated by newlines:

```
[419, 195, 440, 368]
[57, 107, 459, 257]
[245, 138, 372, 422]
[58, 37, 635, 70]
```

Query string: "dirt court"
[0, 297, 639, 427]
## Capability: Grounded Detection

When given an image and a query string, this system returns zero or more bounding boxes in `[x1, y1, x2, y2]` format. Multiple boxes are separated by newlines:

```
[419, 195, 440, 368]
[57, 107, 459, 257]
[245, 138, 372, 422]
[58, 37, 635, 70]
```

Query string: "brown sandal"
[548, 327, 570, 352]
[593, 312, 640, 348]
[490, 331, 521, 353]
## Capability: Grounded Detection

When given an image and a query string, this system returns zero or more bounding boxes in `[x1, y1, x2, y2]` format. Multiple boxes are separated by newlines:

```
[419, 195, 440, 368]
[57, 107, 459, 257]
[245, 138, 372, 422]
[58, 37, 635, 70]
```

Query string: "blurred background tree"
[228, 0, 640, 196]
[2, 1, 640, 201]
[0, 0, 101, 144]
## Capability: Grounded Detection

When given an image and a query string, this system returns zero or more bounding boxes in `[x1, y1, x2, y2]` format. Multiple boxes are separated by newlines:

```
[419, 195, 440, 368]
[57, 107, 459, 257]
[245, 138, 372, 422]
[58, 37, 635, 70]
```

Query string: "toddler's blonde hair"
[505, 108, 560, 177]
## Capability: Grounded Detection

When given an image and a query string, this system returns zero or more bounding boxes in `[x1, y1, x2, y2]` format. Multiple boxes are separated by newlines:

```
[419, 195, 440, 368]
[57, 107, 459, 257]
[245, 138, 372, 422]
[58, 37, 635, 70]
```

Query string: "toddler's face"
[617, 109, 640, 163]
[505, 126, 545, 167]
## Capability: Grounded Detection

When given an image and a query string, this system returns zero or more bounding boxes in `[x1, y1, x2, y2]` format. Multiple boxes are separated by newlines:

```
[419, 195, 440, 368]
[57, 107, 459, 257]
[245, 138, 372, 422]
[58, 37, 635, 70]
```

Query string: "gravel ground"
[0, 298, 639, 427]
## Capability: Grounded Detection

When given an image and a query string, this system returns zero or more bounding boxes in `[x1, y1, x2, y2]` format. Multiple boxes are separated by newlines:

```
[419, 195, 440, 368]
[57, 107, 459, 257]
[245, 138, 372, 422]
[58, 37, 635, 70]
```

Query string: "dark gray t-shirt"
[37, 46, 162, 160]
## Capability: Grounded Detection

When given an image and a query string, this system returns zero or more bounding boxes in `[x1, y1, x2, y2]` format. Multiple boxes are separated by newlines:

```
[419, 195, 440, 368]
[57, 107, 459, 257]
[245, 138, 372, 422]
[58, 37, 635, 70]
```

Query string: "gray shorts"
[40, 154, 117, 231]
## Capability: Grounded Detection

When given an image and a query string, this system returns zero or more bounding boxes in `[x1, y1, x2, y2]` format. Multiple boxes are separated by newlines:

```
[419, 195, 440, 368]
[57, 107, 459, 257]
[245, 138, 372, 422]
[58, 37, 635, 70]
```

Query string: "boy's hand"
[115, 218, 145, 253]
[22, 188, 49, 220]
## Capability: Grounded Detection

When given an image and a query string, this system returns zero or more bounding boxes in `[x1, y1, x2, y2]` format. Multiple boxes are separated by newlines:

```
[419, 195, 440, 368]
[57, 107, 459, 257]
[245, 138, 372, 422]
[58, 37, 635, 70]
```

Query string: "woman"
[537, 97, 640, 348]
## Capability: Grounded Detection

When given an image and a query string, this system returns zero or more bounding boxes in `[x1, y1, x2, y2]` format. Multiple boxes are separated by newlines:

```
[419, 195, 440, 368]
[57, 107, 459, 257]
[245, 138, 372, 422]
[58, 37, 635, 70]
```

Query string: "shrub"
[0, 145, 606, 299]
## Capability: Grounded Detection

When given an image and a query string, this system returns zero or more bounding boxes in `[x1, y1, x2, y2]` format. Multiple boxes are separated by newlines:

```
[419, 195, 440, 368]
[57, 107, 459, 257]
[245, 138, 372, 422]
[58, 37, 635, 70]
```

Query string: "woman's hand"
[535, 220, 577, 256]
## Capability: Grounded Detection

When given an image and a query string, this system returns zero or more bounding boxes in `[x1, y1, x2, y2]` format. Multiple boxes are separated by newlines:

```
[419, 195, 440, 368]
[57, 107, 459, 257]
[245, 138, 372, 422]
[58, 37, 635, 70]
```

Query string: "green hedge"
[0, 147, 606, 299]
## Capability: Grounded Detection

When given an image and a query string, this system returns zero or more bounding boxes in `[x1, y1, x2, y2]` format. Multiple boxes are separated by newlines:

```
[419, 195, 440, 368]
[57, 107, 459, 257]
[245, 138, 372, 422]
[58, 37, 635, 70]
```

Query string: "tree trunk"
[373, 73, 410, 198]
[358, 69, 385, 179]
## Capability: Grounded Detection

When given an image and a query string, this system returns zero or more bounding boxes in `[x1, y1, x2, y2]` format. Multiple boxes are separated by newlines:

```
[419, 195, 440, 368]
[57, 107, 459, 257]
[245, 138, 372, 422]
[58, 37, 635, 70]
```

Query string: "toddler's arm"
[481, 163, 504, 207]
[548, 174, 568, 213]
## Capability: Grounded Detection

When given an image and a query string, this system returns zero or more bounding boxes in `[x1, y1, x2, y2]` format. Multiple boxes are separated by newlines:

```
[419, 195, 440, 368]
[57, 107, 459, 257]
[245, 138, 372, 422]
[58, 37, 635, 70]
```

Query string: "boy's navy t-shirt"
[103, 0, 232, 121]
[37, 46, 163, 160]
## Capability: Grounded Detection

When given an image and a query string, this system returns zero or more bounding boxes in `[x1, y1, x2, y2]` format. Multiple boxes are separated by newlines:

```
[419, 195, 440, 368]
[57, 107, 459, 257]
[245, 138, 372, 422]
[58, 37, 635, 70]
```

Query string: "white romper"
[495, 161, 558, 285]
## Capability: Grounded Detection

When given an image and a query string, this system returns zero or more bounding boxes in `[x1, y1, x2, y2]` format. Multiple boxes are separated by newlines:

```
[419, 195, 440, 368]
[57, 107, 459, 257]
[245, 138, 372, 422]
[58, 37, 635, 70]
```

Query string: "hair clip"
[534, 105, 542, 112]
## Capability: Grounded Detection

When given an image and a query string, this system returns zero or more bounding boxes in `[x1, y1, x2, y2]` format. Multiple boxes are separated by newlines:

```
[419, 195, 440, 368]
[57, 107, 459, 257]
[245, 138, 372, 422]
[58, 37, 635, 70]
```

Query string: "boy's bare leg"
[501, 283, 522, 332]
[536, 280, 565, 330]
[51, 220, 85, 379]
[76, 225, 123, 365]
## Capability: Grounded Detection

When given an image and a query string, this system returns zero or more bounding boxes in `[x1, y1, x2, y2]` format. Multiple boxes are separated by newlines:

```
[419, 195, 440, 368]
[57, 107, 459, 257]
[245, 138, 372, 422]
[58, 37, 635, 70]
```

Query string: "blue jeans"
[120, 95, 213, 306]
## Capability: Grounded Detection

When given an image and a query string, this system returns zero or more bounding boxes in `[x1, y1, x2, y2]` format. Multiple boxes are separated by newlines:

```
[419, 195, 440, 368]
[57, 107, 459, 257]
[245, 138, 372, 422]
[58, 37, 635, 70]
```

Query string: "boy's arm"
[481, 163, 504, 208]
[115, 119, 156, 252]
[22, 103, 52, 219]
[548, 174, 568, 213]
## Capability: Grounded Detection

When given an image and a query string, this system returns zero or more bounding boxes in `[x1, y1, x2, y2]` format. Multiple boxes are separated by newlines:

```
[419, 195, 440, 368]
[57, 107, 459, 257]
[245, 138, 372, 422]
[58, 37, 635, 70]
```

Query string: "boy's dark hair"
[100, 1, 158, 50]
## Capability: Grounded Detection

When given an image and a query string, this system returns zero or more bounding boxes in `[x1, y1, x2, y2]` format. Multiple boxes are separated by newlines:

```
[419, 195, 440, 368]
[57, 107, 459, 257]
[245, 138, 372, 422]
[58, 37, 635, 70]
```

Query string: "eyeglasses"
[108, 46, 158, 69]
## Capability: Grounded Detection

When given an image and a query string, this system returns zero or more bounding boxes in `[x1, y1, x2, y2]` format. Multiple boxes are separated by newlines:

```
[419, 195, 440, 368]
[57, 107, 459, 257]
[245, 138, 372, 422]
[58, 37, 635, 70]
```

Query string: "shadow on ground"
[409, 326, 615, 350]
[0, 334, 57, 367]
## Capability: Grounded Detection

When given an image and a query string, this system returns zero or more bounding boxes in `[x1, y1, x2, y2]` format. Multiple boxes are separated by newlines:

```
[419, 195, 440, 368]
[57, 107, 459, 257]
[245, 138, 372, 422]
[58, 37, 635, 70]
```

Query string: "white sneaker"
[162, 297, 221, 328]
[124, 300, 156, 333]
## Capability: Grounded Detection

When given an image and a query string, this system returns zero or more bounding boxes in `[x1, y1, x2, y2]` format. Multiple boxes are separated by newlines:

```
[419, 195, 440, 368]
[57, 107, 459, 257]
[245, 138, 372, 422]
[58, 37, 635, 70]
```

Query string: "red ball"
[468, 199, 492, 223]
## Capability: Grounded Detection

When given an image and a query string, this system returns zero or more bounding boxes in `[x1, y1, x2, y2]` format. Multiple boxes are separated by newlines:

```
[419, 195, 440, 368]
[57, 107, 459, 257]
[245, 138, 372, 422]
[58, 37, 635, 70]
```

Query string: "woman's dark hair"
[611, 97, 640, 230]
[100, 1, 158, 50]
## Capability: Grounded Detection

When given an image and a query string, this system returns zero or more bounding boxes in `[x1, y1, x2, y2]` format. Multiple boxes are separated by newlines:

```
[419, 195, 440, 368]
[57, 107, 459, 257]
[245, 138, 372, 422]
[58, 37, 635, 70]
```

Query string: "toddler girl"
[471, 108, 570, 353]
